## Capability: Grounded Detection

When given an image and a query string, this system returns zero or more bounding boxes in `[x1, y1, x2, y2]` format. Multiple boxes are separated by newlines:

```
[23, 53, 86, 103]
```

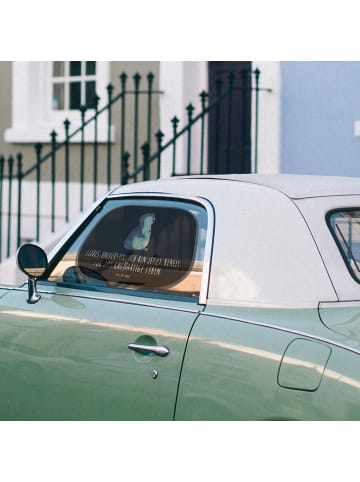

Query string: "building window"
[52, 61, 97, 111]
[4, 61, 111, 143]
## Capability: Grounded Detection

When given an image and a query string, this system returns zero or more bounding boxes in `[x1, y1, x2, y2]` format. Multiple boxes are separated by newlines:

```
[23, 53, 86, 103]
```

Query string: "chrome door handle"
[128, 343, 170, 357]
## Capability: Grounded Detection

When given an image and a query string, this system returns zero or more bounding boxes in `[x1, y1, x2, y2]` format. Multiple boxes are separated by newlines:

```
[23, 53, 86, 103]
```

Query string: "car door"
[0, 195, 212, 420]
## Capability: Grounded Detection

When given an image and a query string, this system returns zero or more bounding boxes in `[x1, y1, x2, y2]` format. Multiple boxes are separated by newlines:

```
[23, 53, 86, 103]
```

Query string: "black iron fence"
[0, 67, 270, 262]
[0, 72, 162, 262]
[121, 68, 271, 183]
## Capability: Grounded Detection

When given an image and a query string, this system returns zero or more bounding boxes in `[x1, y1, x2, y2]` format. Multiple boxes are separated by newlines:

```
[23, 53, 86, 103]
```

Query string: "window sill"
[4, 124, 115, 144]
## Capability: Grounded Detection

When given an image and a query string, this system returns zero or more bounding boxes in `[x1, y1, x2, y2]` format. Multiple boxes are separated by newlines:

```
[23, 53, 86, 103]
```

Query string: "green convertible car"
[1, 173, 360, 420]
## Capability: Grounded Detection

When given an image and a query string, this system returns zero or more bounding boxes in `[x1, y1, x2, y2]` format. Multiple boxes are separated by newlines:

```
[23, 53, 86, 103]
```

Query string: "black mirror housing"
[17, 244, 48, 303]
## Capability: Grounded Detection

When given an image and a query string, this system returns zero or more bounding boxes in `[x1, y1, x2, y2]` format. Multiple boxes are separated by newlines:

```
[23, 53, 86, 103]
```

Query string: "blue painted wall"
[281, 62, 360, 176]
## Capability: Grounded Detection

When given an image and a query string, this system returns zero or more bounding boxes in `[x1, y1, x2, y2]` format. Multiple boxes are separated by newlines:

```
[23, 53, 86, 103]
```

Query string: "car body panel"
[0, 285, 200, 420]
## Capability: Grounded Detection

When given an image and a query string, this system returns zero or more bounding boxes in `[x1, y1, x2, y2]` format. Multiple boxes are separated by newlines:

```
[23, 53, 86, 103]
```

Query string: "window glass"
[52, 83, 64, 110]
[47, 198, 208, 299]
[70, 61, 81, 76]
[70, 82, 81, 109]
[86, 61, 96, 75]
[53, 61, 64, 77]
[85, 81, 96, 108]
[328, 209, 360, 282]
[51, 61, 97, 111]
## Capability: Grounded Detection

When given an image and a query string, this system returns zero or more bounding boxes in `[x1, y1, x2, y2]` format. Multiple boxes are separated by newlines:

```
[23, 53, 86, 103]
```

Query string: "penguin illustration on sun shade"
[124, 213, 156, 251]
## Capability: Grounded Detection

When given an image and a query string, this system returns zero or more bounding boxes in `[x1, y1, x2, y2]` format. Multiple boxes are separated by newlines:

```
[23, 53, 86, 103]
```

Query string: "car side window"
[47, 197, 208, 300]
[327, 208, 360, 283]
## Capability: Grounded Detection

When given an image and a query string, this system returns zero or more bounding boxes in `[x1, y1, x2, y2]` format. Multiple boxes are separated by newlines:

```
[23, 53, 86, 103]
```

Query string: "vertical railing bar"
[253, 67, 260, 174]
[186, 103, 194, 175]
[147, 72, 154, 151]
[106, 83, 113, 190]
[93, 95, 99, 201]
[34, 143, 42, 242]
[80, 106, 86, 212]
[241, 68, 250, 173]
[226, 72, 234, 173]
[133, 73, 141, 182]
[7, 156, 14, 258]
[171, 116, 179, 176]
[214, 79, 222, 174]
[156, 130, 164, 179]
[50, 130, 57, 233]
[199, 91, 208, 175]
[120, 72, 127, 184]
[142, 142, 150, 181]
[121, 151, 130, 186]
[64, 119, 70, 223]
[16, 153, 23, 248]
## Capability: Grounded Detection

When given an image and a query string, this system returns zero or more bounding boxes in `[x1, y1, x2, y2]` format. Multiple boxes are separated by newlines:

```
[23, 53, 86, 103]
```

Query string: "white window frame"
[5, 61, 112, 143]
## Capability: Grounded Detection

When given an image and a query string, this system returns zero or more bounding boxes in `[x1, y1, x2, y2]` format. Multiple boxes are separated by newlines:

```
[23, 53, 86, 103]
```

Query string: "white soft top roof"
[112, 174, 360, 199]
[172, 174, 360, 199]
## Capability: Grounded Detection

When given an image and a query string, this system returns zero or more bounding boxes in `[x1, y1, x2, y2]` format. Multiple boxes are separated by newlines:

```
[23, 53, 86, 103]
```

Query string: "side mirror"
[17, 244, 48, 304]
